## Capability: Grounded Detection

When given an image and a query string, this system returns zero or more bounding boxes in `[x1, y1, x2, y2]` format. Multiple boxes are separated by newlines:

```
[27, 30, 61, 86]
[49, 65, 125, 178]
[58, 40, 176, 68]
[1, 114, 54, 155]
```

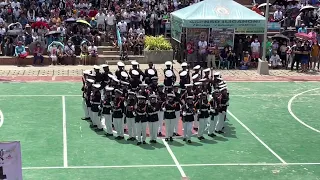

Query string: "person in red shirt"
[186, 39, 195, 67]
[33, 42, 44, 65]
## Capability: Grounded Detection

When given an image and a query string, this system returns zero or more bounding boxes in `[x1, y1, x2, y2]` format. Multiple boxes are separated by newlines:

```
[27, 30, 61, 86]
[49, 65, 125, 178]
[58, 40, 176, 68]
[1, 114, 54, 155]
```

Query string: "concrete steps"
[103, 51, 134, 55]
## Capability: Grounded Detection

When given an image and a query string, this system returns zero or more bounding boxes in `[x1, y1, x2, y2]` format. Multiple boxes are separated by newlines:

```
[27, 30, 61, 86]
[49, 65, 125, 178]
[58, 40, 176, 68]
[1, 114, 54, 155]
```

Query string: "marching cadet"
[120, 81, 130, 97]
[81, 70, 92, 120]
[102, 86, 114, 136]
[90, 83, 103, 131]
[192, 65, 201, 77]
[144, 62, 158, 84]
[164, 61, 176, 82]
[124, 91, 136, 141]
[130, 70, 142, 92]
[164, 68, 174, 93]
[202, 68, 210, 79]
[138, 84, 149, 99]
[192, 73, 200, 83]
[147, 94, 160, 143]
[163, 93, 177, 141]
[182, 96, 196, 143]
[120, 71, 129, 82]
[110, 75, 120, 90]
[115, 61, 126, 80]
[113, 89, 125, 139]
[179, 62, 190, 81]
[193, 82, 202, 131]
[181, 84, 194, 104]
[208, 90, 220, 137]
[129, 61, 145, 80]
[195, 92, 210, 140]
[212, 72, 222, 89]
[173, 84, 182, 136]
[93, 65, 103, 83]
[101, 64, 112, 88]
[157, 84, 166, 136]
[135, 95, 148, 145]
[179, 71, 189, 95]
[149, 76, 158, 93]
[215, 85, 228, 134]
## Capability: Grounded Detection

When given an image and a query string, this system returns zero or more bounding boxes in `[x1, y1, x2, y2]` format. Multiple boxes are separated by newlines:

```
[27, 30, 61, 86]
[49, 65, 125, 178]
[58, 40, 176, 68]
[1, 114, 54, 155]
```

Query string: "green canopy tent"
[170, 0, 266, 42]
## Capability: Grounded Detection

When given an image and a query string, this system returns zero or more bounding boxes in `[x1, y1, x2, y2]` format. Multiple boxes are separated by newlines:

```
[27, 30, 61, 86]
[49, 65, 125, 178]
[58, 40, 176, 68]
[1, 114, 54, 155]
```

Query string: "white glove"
[182, 111, 186, 116]
[162, 108, 166, 111]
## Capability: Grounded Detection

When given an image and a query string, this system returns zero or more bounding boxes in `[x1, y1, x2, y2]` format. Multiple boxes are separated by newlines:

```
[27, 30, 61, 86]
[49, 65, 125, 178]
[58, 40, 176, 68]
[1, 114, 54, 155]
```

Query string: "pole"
[261, 0, 270, 61]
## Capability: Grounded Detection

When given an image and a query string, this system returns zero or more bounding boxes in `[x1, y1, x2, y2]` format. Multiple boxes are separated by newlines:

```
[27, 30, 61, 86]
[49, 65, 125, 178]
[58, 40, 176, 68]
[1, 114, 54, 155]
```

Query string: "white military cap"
[186, 96, 194, 99]
[108, 74, 115, 79]
[193, 65, 200, 70]
[192, 74, 199, 80]
[194, 82, 202, 86]
[105, 86, 114, 91]
[128, 91, 135, 95]
[93, 65, 100, 69]
[179, 71, 187, 77]
[181, 62, 188, 67]
[92, 83, 101, 88]
[121, 81, 130, 86]
[203, 68, 210, 72]
[167, 93, 175, 98]
[86, 79, 95, 83]
[132, 69, 139, 76]
[165, 61, 172, 66]
[139, 83, 148, 87]
[151, 76, 158, 80]
[115, 89, 123, 94]
[214, 72, 221, 76]
[149, 94, 157, 98]
[131, 61, 139, 65]
[165, 70, 173, 77]
[185, 84, 193, 87]
[100, 64, 108, 68]
[148, 69, 155, 75]
[137, 95, 146, 99]
[117, 61, 125, 66]
[83, 70, 91, 75]
[121, 71, 128, 78]
[199, 78, 207, 82]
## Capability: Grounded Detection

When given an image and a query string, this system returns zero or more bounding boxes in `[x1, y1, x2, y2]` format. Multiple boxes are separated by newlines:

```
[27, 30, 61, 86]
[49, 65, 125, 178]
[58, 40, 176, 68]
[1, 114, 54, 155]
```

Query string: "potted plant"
[143, 36, 173, 64]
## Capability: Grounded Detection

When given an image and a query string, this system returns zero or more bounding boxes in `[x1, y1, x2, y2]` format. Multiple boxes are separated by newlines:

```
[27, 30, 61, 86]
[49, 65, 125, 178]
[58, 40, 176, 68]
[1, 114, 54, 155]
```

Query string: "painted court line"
[22, 162, 320, 170]
[162, 139, 187, 178]
[0, 109, 3, 128]
[287, 88, 320, 133]
[62, 96, 68, 167]
[0, 95, 81, 97]
[227, 110, 287, 164]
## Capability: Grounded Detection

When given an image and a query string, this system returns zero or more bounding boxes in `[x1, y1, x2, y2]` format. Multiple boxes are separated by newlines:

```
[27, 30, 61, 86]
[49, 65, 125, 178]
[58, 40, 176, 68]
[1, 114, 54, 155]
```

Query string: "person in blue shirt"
[298, 24, 307, 34]
[15, 41, 28, 66]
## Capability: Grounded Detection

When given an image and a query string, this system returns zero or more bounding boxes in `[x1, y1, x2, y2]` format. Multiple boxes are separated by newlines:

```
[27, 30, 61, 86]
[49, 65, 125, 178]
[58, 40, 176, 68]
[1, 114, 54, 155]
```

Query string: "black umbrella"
[272, 34, 290, 41]
[45, 31, 61, 36]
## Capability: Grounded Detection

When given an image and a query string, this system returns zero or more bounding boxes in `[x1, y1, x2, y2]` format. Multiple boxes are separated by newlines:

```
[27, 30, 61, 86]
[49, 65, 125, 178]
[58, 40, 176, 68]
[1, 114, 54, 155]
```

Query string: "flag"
[116, 27, 122, 46]
[0, 142, 23, 180]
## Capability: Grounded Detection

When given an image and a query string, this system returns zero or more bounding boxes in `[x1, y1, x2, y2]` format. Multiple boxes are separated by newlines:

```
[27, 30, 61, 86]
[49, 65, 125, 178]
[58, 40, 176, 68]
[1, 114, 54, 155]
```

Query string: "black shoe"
[175, 133, 181, 136]
[115, 136, 121, 140]
[137, 142, 141, 145]
[119, 136, 125, 139]
[173, 132, 177, 136]
[169, 137, 173, 141]
[208, 133, 216, 137]
[165, 138, 169, 141]
[93, 125, 98, 128]
[215, 130, 219, 133]
[95, 128, 103, 132]
[183, 138, 186, 141]
[89, 124, 95, 128]
[201, 136, 205, 140]
[222, 127, 225, 129]
[143, 141, 146, 144]
[198, 137, 202, 140]
[158, 132, 163, 137]
[81, 117, 90, 120]
[187, 140, 192, 143]
[153, 140, 157, 143]
[193, 128, 198, 131]
[217, 131, 224, 134]
[149, 140, 154, 143]
[105, 133, 113, 137]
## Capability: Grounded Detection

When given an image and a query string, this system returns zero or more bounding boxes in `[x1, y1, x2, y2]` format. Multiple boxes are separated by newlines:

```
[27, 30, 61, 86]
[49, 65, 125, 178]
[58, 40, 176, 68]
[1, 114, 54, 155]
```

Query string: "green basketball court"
[0, 82, 319, 180]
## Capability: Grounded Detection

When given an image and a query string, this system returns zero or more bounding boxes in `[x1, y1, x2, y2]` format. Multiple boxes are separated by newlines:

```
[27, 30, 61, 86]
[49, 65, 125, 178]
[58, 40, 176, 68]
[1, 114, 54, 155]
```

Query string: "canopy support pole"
[261, 0, 270, 62]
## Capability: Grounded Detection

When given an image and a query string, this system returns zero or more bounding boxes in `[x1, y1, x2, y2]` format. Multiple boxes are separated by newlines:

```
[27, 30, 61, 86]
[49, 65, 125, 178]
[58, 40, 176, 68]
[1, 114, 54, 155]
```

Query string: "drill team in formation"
[81, 61, 229, 145]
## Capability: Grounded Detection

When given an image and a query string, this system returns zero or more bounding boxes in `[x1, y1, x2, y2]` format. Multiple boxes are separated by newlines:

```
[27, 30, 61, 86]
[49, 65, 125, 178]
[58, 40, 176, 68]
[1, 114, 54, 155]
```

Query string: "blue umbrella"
[48, 41, 64, 51]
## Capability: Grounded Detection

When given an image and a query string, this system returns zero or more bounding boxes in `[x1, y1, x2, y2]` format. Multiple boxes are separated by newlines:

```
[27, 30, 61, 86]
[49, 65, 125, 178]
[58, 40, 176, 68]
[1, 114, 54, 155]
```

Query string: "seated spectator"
[88, 43, 98, 65]
[48, 44, 58, 65]
[15, 41, 28, 66]
[33, 42, 44, 66]
[298, 23, 307, 33]
[80, 42, 89, 65]
[57, 45, 64, 65]
[135, 33, 144, 55]
[241, 51, 251, 67]
[269, 50, 282, 69]
[64, 40, 76, 65]
[273, 7, 283, 22]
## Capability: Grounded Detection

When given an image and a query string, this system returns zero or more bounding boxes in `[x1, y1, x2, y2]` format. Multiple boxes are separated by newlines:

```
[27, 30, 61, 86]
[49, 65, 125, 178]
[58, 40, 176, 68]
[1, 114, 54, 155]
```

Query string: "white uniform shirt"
[251, 41, 260, 53]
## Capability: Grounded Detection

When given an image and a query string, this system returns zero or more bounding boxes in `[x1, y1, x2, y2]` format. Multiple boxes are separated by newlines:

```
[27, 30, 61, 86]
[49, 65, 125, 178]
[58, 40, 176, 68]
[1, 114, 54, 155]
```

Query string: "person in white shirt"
[250, 38, 260, 63]
[198, 35, 208, 66]
[11, 0, 20, 9]
[273, 8, 283, 22]
[64, 40, 76, 65]
[106, 11, 116, 32]
[136, 25, 145, 35]
[122, 10, 131, 29]
[117, 19, 128, 34]
[269, 50, 281, 68]
[295, 12, 302, 31]
[95, 9, 106, 30]
[88, 44, 98, 65]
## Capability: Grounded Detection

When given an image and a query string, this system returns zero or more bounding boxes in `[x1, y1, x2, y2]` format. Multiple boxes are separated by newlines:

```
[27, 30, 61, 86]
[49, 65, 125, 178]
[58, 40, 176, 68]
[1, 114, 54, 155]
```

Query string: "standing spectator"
[295, 12, 303, 31]
[291, 41, 303, 71]
[301, 42, 310, 72]
[279, 42, 287, 67]
[250, 37, 260, 67]
[95, 9, 106, 30]
[310, 41, 319, 71]
[106, 10, 116, 33]
[198, 35, 208, 67]
[117, 19, 128, 35]
[186, 39, 195, 67]
[207, 44, 217, 69]
[273, 7, 283, 22]
[220, 47, 229, 69]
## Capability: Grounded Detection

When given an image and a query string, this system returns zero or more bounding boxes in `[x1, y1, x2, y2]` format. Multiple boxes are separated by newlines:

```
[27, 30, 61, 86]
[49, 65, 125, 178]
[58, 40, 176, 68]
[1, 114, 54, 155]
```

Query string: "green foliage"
[144, 36, 172, 51]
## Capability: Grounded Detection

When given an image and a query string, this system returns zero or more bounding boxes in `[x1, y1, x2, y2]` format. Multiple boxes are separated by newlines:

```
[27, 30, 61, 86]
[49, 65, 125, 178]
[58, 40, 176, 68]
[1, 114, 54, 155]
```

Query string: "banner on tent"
[0, 142, 23, 180]
[234, 27, 265, 34]
[209, 28, 234, 49]
[185, 20, 265, 28]
[171, 16, 183, 42]
[186, 28, 209, 46]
